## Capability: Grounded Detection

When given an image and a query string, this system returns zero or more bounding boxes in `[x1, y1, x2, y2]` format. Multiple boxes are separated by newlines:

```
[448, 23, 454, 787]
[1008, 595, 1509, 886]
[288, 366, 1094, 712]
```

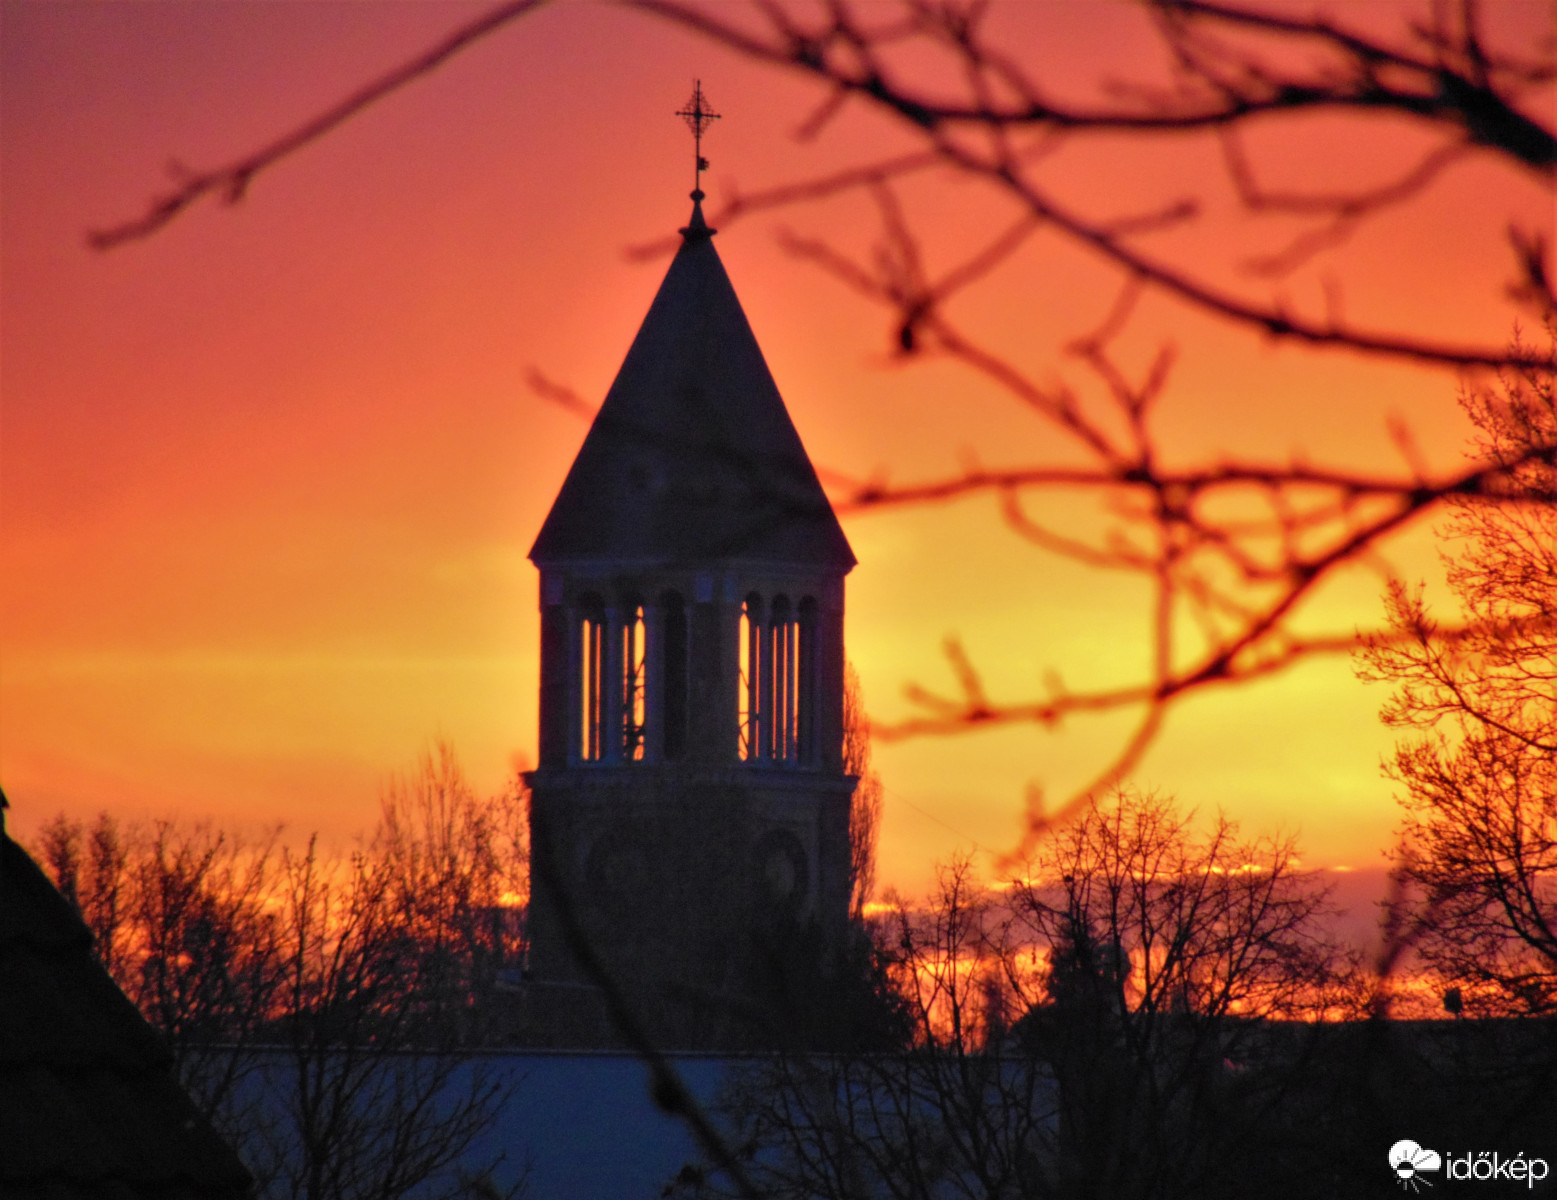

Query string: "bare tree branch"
[87, 0, 550, 250]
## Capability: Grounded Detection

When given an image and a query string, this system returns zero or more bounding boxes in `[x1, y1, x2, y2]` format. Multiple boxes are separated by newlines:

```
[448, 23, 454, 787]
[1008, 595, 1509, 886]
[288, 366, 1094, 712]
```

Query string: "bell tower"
[524, 140, 857, 1048]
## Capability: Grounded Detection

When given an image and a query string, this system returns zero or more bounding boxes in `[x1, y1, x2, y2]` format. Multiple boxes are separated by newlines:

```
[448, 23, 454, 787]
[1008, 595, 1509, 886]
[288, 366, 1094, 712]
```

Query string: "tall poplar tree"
[1361, 333, 1557, 1013]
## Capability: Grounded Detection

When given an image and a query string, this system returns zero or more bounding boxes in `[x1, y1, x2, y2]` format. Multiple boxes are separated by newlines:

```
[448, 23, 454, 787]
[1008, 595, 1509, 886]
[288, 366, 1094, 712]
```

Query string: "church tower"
[524, 170, 858, 1048]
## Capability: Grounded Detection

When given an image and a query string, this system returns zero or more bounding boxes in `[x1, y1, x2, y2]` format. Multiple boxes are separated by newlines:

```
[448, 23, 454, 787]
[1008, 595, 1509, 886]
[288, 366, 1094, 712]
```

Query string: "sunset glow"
[2, 1, 1550, 900]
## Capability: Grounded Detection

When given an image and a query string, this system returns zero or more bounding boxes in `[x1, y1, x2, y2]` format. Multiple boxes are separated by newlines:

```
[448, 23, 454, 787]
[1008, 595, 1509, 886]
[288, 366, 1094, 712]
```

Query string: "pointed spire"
[530, 203, 854, 571]
[533, 83, 849, 570]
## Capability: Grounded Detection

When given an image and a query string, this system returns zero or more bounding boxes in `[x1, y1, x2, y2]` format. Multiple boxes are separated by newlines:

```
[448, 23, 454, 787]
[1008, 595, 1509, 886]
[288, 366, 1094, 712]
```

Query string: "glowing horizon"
[2, 1, 1549, 898]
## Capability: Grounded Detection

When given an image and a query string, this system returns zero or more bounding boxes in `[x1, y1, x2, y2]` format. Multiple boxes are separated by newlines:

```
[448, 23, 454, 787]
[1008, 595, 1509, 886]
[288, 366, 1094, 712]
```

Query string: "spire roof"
[529, 197, 856, 571]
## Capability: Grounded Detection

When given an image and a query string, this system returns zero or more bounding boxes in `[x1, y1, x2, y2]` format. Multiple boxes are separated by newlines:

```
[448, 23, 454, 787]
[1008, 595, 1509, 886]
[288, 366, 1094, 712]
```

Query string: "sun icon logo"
[1389, 1141, 1443, 1191]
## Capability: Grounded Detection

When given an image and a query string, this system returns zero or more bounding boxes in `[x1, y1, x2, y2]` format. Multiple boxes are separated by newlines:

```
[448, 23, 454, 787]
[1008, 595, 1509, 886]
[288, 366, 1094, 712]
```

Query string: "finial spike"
[680, 189, 715, 241]
[676, 80, 721, 196]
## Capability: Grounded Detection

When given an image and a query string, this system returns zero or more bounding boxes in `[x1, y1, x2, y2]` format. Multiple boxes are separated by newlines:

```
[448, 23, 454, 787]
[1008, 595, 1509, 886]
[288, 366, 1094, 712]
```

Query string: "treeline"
[34, 768, 1557, 1198]
[35, 743, 529, 1200]
[671, 787, 1557, 1200]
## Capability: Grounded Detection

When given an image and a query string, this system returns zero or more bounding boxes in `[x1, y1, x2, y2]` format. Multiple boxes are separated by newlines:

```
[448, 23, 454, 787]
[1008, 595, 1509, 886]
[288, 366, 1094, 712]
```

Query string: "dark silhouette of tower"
[524, 193, 857, 1048]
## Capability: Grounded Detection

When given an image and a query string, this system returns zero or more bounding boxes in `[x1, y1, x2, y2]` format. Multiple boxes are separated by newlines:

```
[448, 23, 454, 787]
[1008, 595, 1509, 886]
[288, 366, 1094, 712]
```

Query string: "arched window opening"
[739, 593, 807, 766]
[577, 596, 606, 762]
[770, 596, 797, 762]
[738, 595, 762, 761]
[798, 597, 819, 764]
[660, 592, 688, 762]
[621, 603, 647, 761]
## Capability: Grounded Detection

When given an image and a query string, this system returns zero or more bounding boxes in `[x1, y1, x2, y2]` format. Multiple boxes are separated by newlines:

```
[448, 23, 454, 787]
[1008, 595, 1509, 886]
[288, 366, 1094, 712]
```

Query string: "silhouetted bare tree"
[74, 4, 1557, 1183]
[128, 823, 284, 1137]
[842, 663, 883, 921]
[675, 788, 1354, 1199]
[88, 0, 1555, 840]
[38, 811, 131, 976]
[254, 832, 516, 1200]
[1360, 332, 1557, 1015]
[41, 815, 282, 1131]
[31, 747, 529, 1200]
[374, 742, 530, 1041]
[640, 0, 1556, 848]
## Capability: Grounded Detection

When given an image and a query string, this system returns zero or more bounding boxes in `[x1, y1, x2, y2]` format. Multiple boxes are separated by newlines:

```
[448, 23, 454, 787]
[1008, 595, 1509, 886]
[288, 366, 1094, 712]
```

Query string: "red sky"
[1, 1, 1551, 894]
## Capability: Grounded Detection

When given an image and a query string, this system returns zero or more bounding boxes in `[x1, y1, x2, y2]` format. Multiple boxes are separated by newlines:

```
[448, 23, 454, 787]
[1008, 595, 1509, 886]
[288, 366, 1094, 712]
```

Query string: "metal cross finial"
[676, 80, 720, 197]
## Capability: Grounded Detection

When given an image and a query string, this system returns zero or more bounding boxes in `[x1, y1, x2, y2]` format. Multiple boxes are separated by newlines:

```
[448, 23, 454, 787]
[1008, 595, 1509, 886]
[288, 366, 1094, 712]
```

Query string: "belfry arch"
[738, 591, 820, 766]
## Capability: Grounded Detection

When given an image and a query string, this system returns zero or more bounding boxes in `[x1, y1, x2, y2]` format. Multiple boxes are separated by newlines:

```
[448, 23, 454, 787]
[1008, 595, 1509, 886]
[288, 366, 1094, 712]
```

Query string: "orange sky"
[1, 1, 1551, 895]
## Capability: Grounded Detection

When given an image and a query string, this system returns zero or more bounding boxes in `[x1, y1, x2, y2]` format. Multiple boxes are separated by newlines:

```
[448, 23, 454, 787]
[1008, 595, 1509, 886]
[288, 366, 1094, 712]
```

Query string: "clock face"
[754, 829, 808, 907]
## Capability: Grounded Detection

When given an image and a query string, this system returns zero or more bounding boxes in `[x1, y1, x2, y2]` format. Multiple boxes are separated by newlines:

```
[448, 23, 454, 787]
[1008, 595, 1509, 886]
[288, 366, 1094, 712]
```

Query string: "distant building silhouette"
[0, 790, 252, 1199]
[525, 191, 857, 1049]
